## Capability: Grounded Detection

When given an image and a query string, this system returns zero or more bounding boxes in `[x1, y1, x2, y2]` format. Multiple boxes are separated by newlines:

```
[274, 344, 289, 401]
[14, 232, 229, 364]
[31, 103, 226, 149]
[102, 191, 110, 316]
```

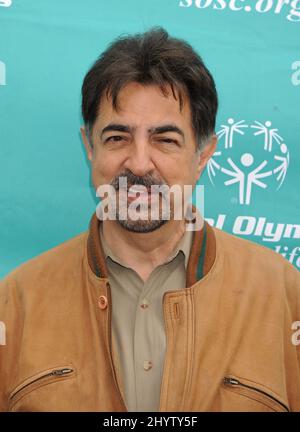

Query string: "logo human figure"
[274, 143, 290, 189]
[221, 153, 273, 205]
[251, 120, 283, 152]
[217, 118, 248, 149]
[207, 151, 222, 185]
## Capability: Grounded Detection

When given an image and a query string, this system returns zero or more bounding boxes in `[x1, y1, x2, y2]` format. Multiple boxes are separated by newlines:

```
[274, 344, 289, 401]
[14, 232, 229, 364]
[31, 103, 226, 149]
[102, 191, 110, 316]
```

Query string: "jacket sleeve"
[0, 275, 23, 412]
[285, 263, 300, 411]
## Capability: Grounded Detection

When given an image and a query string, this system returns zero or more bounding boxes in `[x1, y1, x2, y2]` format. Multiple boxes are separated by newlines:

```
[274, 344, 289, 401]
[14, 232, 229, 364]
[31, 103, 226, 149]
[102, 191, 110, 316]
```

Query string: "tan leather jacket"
[0, 213, 299, 412]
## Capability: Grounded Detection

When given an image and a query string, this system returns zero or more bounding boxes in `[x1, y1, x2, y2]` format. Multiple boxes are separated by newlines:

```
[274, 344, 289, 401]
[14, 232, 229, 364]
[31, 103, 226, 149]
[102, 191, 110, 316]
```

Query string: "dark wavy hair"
[81, 27, 218, 150]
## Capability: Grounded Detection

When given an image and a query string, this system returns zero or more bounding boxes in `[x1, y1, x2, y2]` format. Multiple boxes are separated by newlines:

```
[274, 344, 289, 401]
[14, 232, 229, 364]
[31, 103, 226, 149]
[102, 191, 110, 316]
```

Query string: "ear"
[195, 134, 217, 181]
[80, 126, 93, 161]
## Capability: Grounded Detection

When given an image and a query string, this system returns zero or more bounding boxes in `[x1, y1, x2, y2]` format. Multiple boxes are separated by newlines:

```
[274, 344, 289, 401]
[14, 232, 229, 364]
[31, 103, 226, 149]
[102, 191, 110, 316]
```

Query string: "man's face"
[81, 82, 216, 233]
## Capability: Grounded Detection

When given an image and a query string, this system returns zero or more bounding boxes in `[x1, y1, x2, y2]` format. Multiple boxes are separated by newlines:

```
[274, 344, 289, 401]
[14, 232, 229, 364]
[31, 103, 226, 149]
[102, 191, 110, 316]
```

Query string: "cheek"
[157, 153, 198, 185]
[188, 152, 202, 181]
[91, 151, 125, 184]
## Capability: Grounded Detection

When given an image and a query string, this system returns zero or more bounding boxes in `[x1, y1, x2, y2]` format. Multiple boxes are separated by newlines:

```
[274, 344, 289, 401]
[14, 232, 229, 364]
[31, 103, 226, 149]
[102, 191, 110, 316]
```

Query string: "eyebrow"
[149, 125, 185, 139]
[100, 123, 185, 140]
[100, 124, 131, 138]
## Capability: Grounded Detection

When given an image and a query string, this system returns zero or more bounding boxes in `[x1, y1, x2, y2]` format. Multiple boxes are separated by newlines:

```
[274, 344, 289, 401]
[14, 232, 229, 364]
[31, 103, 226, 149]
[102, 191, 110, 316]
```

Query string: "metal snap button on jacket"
[98, 295, 108, 310]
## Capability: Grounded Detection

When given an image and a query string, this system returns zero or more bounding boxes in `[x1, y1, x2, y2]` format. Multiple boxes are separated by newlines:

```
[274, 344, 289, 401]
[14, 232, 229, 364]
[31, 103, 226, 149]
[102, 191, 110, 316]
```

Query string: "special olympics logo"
[207, 119, 290, 205]
[0, 0, 12, 6]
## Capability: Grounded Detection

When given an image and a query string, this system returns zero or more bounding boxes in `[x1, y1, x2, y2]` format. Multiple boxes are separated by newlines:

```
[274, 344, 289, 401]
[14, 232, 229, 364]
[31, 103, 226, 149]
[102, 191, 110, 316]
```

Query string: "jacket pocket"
[9, 365, 75, 408]
[223, 376, 289, 412]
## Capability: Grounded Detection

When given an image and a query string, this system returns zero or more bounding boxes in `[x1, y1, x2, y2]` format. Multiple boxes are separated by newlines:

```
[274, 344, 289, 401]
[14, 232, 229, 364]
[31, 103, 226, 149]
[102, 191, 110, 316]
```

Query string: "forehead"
[96, 82, 193, 127]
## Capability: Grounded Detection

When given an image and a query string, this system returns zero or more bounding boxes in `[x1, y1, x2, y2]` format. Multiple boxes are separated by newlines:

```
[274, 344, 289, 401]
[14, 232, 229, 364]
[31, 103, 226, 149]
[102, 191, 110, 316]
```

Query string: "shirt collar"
[99, 223, 193, 270]
[87, 204, 216, 287]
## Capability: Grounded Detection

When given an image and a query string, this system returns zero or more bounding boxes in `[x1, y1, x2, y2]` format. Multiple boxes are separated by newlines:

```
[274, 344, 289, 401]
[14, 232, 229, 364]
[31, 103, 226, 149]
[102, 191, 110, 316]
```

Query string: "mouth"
[117, 185, 157, 203]
[128, 185, 151, 192]
[127, 186, 152, 202]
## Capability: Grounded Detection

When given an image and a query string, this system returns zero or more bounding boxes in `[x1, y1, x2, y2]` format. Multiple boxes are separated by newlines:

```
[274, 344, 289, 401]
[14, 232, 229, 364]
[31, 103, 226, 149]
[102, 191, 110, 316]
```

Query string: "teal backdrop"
[0, 0, 299, 278]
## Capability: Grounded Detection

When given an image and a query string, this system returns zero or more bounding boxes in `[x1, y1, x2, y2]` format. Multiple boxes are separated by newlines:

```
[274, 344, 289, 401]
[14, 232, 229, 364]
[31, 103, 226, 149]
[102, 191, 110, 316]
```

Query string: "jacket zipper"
[106, 282, 128, 411]
[224, 377, 289, 412]
[10, 368, 74, 400]
[159, 290, 181, 411]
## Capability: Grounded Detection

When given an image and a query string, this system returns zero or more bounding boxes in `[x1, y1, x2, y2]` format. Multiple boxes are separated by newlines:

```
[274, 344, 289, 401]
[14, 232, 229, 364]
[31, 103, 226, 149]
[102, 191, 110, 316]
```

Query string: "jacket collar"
[87, 205, 216, 287]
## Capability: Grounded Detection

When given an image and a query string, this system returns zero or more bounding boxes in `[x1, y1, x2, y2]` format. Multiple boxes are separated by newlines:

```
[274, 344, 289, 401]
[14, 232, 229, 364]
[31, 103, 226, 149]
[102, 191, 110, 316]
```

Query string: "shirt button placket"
[143, 360, 153, 371]
[140, 299, 149, 309]
[134, 292, 153, 411]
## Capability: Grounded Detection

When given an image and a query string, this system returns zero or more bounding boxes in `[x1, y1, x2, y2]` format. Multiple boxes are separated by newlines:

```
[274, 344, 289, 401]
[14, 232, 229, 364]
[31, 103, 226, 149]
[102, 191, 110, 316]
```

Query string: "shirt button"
[140, 300, 149, 309]
[98, 295, 108, 310]
[143, 360, 153, 371]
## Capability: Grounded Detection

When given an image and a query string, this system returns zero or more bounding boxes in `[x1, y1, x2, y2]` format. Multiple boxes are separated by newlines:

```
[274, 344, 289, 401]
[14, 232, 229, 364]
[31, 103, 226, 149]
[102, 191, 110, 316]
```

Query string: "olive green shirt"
[99, 224, 193, 412]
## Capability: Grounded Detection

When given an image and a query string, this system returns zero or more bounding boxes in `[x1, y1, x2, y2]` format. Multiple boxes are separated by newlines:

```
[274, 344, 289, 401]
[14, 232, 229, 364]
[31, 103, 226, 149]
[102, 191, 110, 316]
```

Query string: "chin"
[116, 218, 168, 233]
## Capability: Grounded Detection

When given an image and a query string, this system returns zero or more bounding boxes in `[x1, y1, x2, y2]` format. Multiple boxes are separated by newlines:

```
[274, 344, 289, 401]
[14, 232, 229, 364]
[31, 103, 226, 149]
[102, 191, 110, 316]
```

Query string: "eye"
[105, 135, 126, 143]
[157, 138, 180, 146]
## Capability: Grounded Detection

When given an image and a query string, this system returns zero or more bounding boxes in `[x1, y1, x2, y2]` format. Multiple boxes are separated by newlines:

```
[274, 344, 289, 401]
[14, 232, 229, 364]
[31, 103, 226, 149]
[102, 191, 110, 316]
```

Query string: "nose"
[123, 137, 155, 177]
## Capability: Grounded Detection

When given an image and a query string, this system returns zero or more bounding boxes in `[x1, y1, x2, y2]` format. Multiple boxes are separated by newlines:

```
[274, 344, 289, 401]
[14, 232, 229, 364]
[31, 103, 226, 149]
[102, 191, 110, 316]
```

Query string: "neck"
[102, 217, 187, 269]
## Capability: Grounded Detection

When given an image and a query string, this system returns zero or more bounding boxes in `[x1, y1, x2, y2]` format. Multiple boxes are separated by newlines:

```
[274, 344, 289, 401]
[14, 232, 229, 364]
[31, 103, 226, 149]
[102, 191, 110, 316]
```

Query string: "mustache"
[110, 169, 167, 190]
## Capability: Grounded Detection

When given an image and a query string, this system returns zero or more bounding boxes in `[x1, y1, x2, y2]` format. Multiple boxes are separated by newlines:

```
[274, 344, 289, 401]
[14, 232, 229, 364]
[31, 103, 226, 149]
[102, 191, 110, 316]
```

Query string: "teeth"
[128, 187, 149, 193]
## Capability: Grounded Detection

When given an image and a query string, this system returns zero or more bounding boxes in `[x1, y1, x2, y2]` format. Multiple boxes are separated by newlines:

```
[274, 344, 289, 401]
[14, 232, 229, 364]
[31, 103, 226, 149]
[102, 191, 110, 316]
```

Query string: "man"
[0, 27, 299, 412]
